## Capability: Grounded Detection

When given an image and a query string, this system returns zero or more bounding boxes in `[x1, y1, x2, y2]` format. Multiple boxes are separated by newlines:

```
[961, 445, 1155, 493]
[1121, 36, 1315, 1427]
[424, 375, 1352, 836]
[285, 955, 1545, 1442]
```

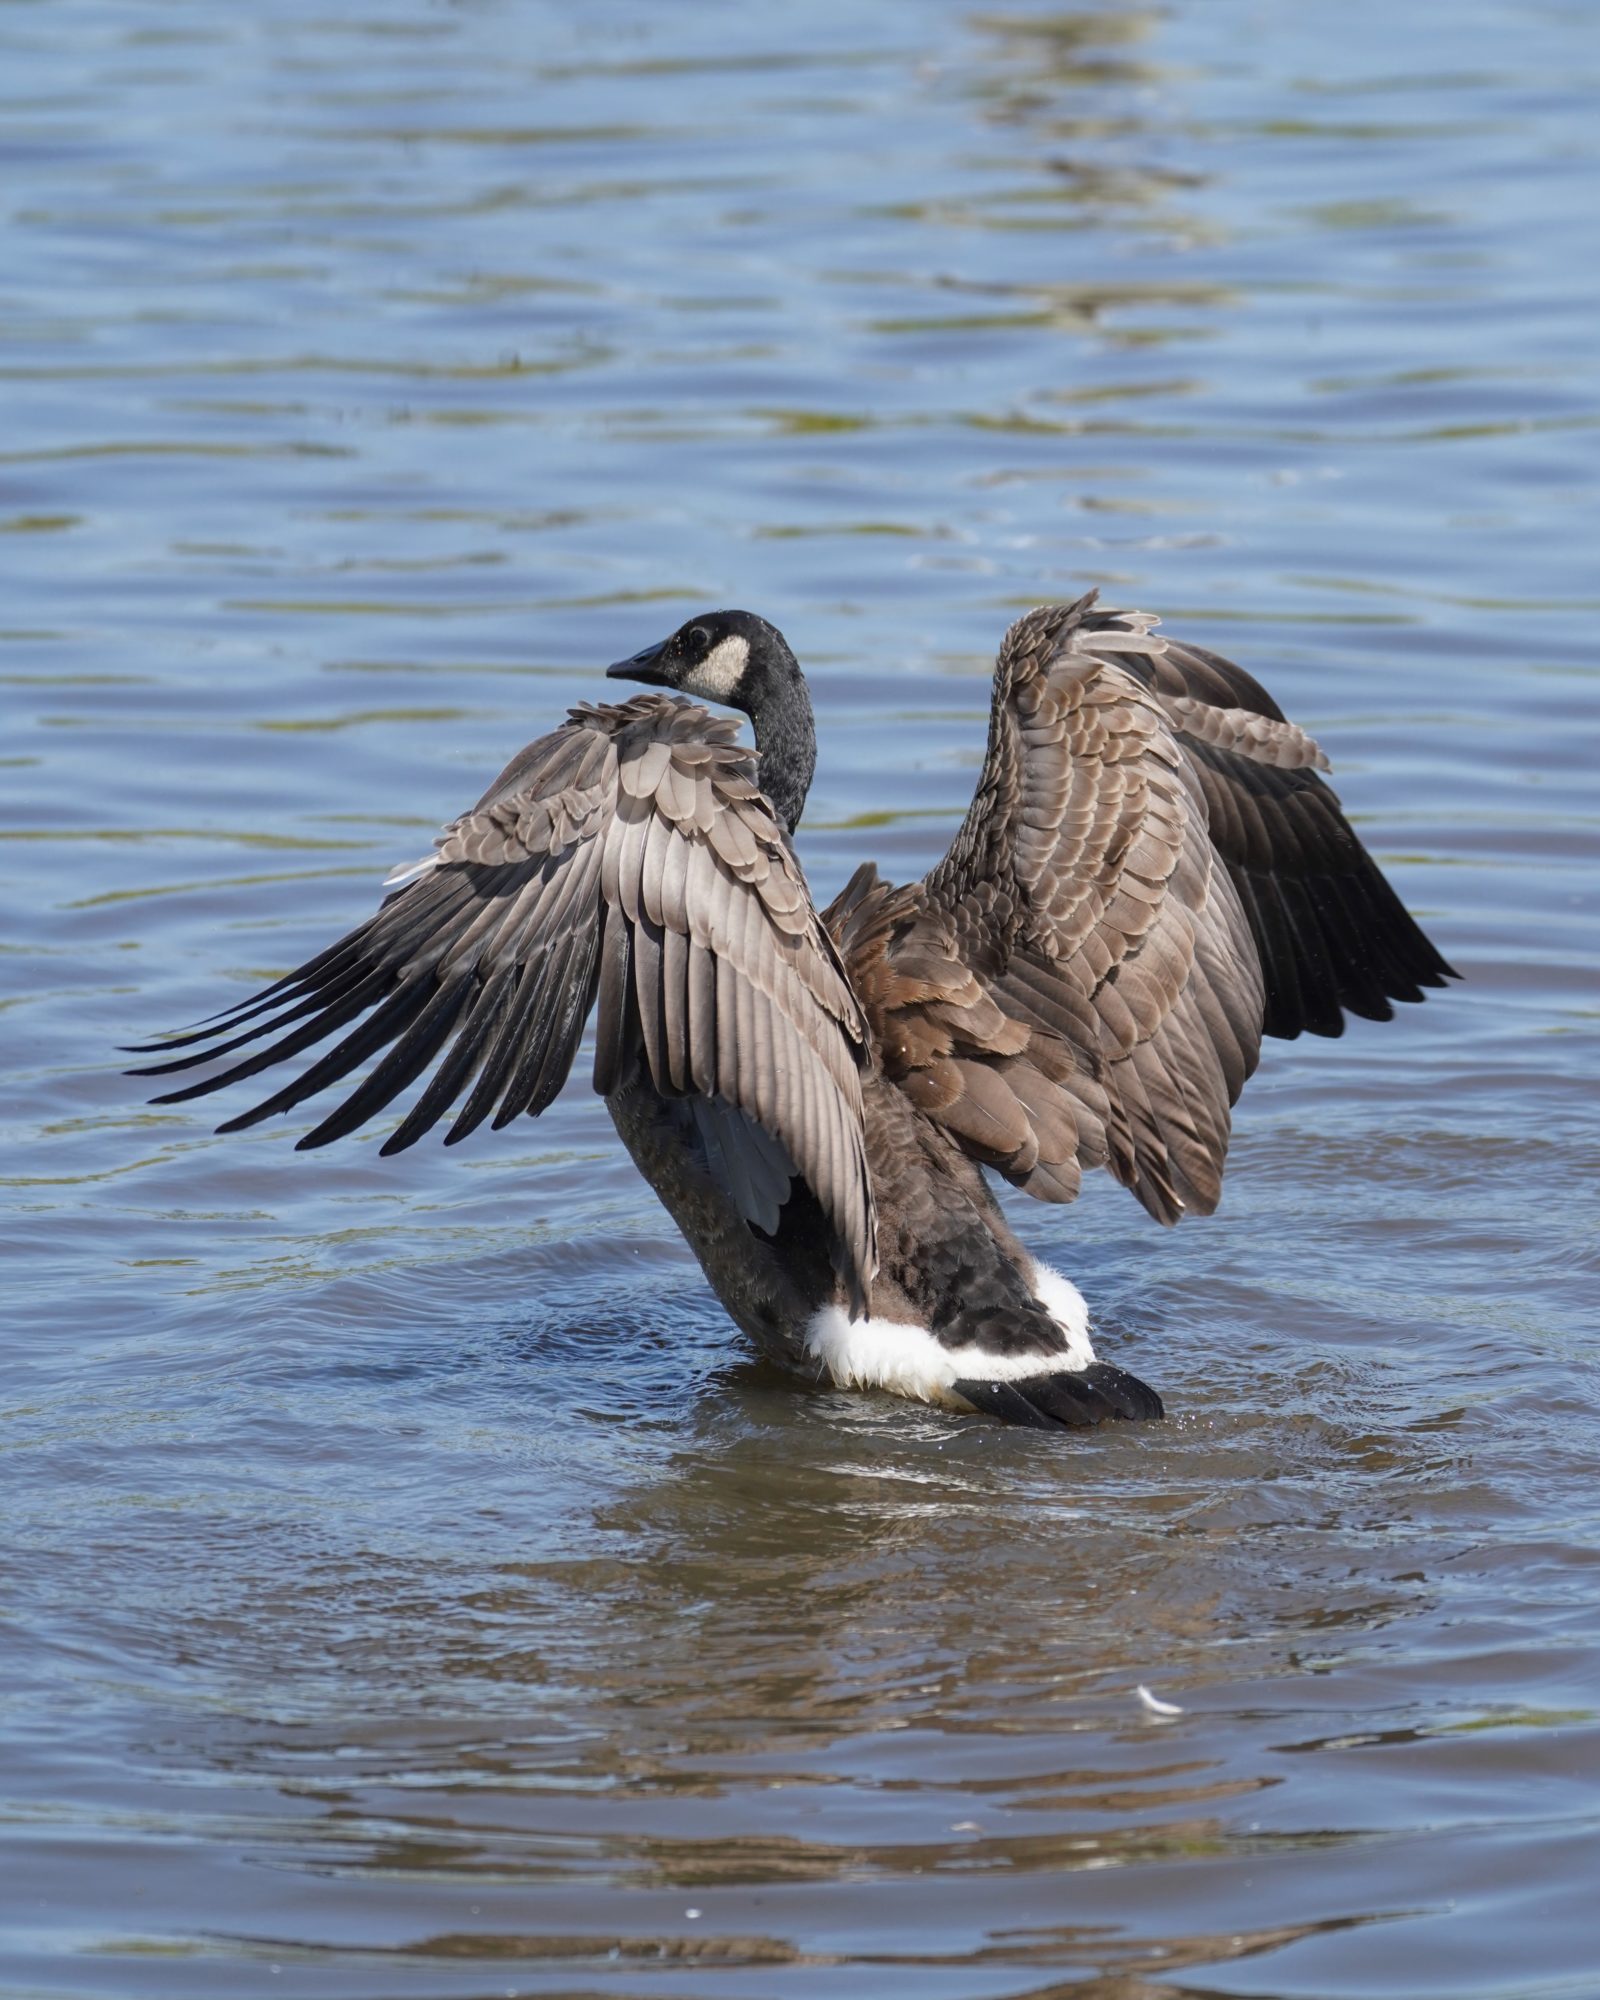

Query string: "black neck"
[748, 669, 816, 835]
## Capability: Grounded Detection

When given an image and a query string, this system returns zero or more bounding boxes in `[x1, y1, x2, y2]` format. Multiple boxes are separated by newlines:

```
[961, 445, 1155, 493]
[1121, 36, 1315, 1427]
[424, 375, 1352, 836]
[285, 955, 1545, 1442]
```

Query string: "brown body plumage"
[132, 596, 1455, 1430]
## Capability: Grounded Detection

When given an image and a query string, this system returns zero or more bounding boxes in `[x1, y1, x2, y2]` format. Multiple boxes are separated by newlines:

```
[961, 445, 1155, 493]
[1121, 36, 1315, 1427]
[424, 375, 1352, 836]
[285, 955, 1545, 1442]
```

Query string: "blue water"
[3, 3, 1598, 1995]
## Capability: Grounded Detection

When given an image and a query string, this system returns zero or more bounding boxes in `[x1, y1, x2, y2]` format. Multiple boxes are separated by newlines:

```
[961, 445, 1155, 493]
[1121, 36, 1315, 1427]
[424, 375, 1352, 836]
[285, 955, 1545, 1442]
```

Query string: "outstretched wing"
[132, 692, 876, 1293]
[1103, 622, 1457, 1039]
[831, 593, 1453, 1226]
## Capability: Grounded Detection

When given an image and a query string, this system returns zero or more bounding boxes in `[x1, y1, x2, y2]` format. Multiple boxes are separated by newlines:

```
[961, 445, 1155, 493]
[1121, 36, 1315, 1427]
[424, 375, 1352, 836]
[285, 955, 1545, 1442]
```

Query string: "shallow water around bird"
[3, 3, 1598, 1995]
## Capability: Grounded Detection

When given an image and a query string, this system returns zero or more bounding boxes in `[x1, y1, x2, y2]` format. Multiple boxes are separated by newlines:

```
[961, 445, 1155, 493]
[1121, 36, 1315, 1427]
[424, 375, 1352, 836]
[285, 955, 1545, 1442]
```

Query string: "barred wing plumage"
[132, 692, 877, 1296]
[829, 594, 1454, 1227]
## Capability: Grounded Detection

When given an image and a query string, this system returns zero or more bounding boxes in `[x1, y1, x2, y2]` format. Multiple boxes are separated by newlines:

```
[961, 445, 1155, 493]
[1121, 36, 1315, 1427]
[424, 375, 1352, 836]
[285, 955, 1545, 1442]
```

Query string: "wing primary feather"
[490, 930, 585, 1129]
[295, 973, 475, 1150]
[524, 923, 602, 1116]
[1277, 875, 1345, 1037]
[148, 965, 393, 1106]
[121, 925, 378, 1055]
[129, 931, 419, 1077]
[126, 888, 482, 1080]
[445, 956, 549, 1145]
[380, 960, 520, 1154]
[211, 971, 440, 1134]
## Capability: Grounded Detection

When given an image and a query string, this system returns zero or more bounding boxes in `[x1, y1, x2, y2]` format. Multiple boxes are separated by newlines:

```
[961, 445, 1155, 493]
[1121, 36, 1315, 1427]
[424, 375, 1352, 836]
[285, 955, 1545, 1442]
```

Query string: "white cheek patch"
[804, 1262, 1096, 1405]
[684, 633, 749, 703]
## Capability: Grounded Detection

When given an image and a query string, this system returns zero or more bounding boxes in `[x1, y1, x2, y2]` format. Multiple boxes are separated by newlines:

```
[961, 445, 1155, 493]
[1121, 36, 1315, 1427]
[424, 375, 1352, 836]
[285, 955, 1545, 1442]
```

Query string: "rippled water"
[4, 2, 1598, 1995]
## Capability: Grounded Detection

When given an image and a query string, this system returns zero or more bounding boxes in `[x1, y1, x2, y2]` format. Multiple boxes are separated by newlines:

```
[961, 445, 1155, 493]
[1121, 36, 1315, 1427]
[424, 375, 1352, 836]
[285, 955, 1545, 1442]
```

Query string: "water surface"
[3, 2, 1598, 1995]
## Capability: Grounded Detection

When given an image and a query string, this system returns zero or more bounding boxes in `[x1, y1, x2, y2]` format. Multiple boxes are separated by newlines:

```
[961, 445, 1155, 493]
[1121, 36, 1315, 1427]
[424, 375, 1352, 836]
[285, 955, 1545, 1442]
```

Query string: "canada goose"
[132, 594, 1455, 1430]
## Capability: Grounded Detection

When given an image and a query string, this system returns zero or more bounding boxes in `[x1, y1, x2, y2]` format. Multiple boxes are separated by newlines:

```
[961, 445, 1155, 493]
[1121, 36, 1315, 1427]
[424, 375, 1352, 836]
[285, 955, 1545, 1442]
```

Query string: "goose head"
[607, 610, 816, 832]
[606, 608, 797, 712]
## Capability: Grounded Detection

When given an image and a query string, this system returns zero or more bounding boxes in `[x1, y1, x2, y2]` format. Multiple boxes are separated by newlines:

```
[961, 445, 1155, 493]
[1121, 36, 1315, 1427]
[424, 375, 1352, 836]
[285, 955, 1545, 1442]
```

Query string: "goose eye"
[686, 625, 710, 651]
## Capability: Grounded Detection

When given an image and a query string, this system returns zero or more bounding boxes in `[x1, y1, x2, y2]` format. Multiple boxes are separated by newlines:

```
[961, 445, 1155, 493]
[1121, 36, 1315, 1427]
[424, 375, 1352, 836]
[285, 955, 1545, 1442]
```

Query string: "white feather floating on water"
[1136, 1684, 1184, 1717]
